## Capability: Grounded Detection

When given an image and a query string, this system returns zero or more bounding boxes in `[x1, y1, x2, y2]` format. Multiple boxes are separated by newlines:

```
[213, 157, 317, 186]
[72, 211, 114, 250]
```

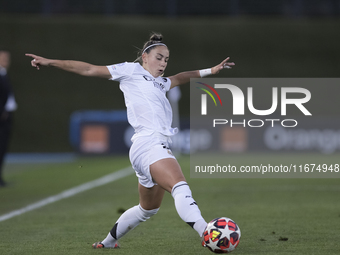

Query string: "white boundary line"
[0, 166, 134, 222]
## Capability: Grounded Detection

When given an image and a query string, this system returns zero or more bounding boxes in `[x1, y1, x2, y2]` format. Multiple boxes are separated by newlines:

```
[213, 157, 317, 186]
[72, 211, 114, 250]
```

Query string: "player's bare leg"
[138, 183, 165, 210]
[149, 158, 186, 192]
[94, 158, 205, 249]
[95, 173, 165, 249]
[150, 158, 207, 236]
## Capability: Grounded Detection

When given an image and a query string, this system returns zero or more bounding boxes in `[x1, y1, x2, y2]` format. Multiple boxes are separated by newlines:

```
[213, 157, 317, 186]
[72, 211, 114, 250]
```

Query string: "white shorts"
[129, 133, 176, 188]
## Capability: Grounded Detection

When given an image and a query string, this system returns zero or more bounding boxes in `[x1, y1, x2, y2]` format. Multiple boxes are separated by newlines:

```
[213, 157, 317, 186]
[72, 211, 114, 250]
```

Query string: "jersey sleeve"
[106, 62, 134, 82]
[163, 77, 172, 92]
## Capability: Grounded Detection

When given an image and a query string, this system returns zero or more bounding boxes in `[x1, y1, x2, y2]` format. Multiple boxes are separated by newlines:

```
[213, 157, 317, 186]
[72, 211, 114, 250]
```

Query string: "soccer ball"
[202, 217, 241, 253]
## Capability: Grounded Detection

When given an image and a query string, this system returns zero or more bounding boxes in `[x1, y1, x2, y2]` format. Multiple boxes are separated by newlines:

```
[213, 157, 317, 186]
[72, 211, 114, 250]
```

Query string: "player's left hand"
[211, 57, 235, 75]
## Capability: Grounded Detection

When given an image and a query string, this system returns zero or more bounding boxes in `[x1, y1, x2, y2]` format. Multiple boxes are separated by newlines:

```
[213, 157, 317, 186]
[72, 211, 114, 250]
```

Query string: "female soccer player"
[26, 33, 235, 249]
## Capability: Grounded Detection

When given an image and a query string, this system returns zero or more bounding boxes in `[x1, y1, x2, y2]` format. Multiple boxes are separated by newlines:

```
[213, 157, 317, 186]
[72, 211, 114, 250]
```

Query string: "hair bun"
[135, 32, 166, 64]
[150, 33, 163, 42]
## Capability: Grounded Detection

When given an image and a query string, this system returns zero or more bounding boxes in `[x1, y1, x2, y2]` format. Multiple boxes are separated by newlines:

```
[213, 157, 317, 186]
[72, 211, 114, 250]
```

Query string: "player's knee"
[137, 204, 159, 222]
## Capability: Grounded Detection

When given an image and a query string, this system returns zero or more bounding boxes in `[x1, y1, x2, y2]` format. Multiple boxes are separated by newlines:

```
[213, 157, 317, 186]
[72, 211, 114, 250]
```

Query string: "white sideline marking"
[0, 166, 134, 222]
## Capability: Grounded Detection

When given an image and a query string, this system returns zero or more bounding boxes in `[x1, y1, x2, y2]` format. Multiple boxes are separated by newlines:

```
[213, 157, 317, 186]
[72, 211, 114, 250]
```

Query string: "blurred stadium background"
[1, 1, 340, 153]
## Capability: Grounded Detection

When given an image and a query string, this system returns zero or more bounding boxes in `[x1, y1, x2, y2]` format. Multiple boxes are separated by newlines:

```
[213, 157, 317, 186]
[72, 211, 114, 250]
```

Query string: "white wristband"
[199, 68, 212, 78]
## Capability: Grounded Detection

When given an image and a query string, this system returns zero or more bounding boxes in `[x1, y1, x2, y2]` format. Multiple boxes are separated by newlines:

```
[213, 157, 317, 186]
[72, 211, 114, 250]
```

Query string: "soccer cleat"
[92, 242, 120, 249]
[92, 242, 104, 249]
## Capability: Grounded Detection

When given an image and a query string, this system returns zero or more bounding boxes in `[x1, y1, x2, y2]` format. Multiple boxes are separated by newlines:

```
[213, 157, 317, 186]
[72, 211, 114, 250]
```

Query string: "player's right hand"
[25, 53, 49, 70]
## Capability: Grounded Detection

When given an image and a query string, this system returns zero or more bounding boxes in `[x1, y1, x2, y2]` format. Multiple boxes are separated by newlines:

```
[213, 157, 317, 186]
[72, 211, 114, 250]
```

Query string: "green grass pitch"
[0, 154, 339, 254]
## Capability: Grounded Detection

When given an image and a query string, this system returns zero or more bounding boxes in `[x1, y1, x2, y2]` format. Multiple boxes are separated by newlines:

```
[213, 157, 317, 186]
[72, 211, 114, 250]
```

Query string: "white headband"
[142, 43, 167, 54]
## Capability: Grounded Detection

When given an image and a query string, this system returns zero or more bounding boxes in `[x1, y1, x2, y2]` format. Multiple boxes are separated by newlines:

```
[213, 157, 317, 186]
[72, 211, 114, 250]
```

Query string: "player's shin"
[171, 181, 207, 236]
[101, 204, 159, 247]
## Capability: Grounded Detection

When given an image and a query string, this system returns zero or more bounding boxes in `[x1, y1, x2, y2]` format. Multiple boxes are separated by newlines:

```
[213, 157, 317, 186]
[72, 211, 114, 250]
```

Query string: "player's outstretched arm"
[169, 57, 235, 89]
[25, 53, 111, 79]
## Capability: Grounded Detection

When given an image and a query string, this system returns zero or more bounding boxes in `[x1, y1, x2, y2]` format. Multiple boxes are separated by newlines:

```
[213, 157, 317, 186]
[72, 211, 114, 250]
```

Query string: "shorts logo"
[162, 143, 173, 155]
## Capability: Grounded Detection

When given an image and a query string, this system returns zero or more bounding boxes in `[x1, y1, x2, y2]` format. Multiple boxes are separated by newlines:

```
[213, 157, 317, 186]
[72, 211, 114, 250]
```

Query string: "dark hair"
[135, 33, 167, 64]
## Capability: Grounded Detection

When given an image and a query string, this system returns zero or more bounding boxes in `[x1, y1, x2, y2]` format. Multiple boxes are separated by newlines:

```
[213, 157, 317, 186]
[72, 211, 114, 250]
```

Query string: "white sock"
[101, 232, 117, 248]
[101, 204, 159, 247]
[171, 181, 207, 236]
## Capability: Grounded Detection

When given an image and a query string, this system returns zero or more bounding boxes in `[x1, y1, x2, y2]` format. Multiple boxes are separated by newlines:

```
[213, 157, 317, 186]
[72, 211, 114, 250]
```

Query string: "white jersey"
[106, 62, 178, 138]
